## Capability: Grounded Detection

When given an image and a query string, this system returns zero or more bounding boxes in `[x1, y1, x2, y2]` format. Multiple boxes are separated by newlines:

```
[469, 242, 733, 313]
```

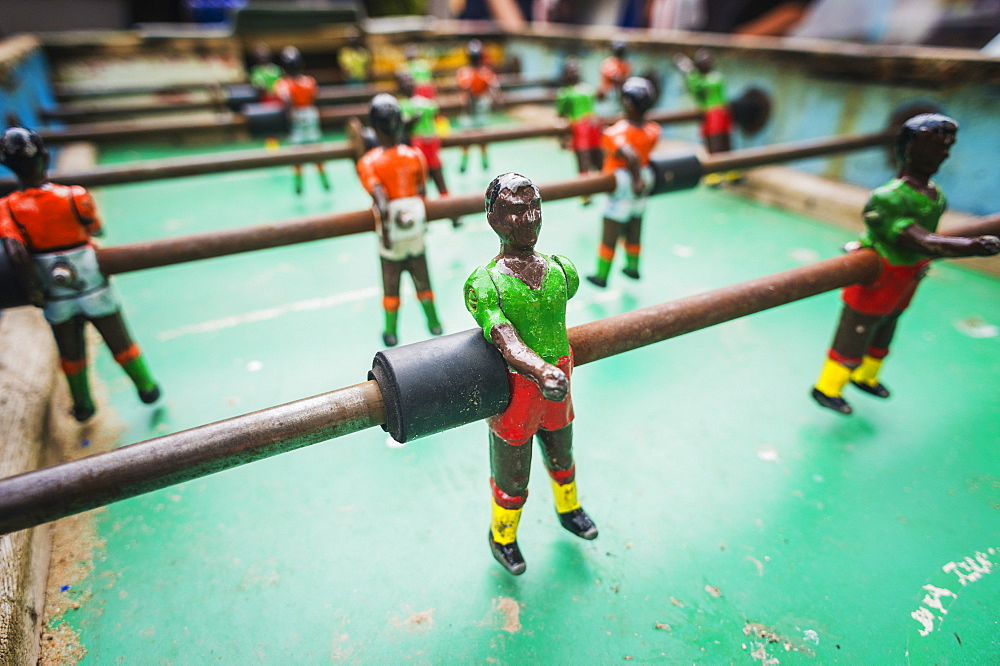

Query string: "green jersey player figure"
[811, 113, 1000, 415]
[465, 173, 598, 576]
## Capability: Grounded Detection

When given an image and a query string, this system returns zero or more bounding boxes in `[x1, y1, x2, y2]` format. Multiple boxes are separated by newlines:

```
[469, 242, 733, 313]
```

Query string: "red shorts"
[487, 354, 574, 446]
[570, 118, 601, 151]
[414, 83, 436, 99]
[701, 107, 733, 139]
[843, 256, 929, 315]
[411, 135, 442, 170]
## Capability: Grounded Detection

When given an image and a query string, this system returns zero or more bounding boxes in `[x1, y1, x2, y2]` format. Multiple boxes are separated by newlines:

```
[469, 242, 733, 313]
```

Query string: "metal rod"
[13, 108, 701, 193]
[703, 131, 892, 173]
[38, 91, 557, 146]
[93, 128, 898, 275]
[0, 381, 386, 535]
[0, 214, 995, 535]
[44, 75, 556, 123]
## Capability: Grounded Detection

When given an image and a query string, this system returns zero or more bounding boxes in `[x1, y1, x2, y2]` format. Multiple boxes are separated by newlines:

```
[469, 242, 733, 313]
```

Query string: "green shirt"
[400, 95, 439, 138]
[684, 70, 727, 111]
[249, 64, 283, 94]
[860, 178, 946, 266]
[408, 59, 433, 85]
[556, 83, 596, 122]
[465, 253, 579, 366]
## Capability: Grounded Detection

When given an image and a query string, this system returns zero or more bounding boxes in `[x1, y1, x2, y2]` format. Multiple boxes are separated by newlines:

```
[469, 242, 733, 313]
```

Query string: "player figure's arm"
[465, 267, 568, 402]
[70, 186, 103, 237]
[615, 143, 645, 195]
[372, 183, 391, 249]
[898, 224, 1000, 258]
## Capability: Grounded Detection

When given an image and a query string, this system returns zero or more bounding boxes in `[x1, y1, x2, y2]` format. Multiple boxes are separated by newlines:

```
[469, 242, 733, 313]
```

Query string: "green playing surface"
[51, 129, 999, 663]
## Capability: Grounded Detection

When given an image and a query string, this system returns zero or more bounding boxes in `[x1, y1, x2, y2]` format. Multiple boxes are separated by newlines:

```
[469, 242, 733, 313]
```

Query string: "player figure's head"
[620, 77, 655, 120]
[896, 113, 958, 177]
[485, 173, 543, 251]
[369, 93, 403, 146]
[396, 71, 415, 98]
[694, 48, 714, 74]
[467, 39, 484, 67]
[0, 127, 49, 187]
[280, 46, 304, 76]
[251, 43, 273, 67]
[611, 40, 627, 59]
[561, 58, 581, 86]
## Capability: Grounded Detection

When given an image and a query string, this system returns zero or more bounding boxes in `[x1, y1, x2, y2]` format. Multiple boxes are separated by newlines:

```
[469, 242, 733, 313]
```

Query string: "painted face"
[907, 130, 955, 175]
[490, 185, 542, 249]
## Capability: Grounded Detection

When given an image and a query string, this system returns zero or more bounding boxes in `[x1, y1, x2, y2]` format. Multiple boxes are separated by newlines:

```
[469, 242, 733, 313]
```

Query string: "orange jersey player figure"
[0, 127, 160, 422]
[597, 40, 631, 104]
[455, 39, 500, 173]
[274, 46, 330, 195]
[357, 94, 443, 348]
[587, 78, 661, 289]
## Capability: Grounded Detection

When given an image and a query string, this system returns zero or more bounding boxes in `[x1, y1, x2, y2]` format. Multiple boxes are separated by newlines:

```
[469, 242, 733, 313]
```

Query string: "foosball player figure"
[456, 39, 500, 174]
[673, 48, 736, 185]
[248, 43, 283, 103]
[338, 33, 371, 86]
[555, 58, 601, 204]
[586, 78, 661, 289]
[397, 72, 461, 228]
[403, 44, 436, 99]
[811, 113, 1000, 415]
[357, 94, 443, 348]
[274, 46, 330, 195]
[0, 127, 160, 422]
[465, 173, 598, 576]
[597, 40, 631, 104]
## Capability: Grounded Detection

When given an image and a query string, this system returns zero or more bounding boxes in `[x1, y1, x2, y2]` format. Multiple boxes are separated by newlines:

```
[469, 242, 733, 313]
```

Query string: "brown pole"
[38, 91, 557, 146]
[93, 130, 898, 275]
[0, 215, 995, 536]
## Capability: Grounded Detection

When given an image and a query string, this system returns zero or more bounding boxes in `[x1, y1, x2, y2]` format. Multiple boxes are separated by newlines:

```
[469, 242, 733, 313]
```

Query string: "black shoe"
[451, 217, 463, 229]
[72, 403, 95, 423]
[586, 275, 607, 288]
[139, 384, 161, 404]
[811, 388, 852, 415]
[558, 508, 598, 540]
[622, 267, 640, 280]
[488, 531, 526, 575]
[851, 379, 890, 399]
[382, 332, 398, 347]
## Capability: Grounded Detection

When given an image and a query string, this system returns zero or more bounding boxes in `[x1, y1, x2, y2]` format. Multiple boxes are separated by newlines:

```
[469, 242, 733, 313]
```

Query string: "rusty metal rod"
[94, 131, 891, 275]
[38, 90, 557, 146]
[51, 62, 525, 102]
[44, 75, 557, 123]
[13, 108, 701, 193]
[0, 214, 995, 535]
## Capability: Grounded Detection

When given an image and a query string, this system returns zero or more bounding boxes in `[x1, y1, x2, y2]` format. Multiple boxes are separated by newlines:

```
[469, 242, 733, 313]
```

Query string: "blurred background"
[2, 0, 999, 52]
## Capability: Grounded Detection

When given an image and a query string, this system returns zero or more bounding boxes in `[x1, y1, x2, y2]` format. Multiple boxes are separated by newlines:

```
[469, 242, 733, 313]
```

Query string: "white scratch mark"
[756, 446, 781, 463]
[157, 286, 380, 341]
[954, 317, 998, 339]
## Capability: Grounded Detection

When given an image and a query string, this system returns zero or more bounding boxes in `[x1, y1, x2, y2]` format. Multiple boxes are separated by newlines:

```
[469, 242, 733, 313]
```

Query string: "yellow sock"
[815, 359, 852, 398]
[550, 479, 581, 514]
[850, 356, 883, 386]
[490, 501, 522, 545]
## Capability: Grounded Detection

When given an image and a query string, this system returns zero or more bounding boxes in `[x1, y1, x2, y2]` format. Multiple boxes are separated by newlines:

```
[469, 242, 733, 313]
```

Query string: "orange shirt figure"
[357, 144, 427, 201]
[598, 56, 631, 98]
[457, 65, 499, 99]
[3, 184, 101, 252]
[600, 120, 661, 174]
[274, 75, 317, 108]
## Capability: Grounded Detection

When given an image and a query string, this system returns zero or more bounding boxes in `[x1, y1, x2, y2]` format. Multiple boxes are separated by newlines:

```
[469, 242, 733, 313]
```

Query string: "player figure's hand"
[631, 171, 646, 196]
[538, 364, 569, 402]
[972, 235, 1000, 256]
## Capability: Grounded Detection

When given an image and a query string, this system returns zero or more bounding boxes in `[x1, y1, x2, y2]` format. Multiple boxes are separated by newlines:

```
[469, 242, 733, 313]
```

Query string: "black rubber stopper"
[368, 328, 511, 443]
[243, 102, 290, 137]
[730, 87, 772, 136]
[0, 237, 36, 310]
[224, 84, 260, 112]
[649, 151, 704, 195]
